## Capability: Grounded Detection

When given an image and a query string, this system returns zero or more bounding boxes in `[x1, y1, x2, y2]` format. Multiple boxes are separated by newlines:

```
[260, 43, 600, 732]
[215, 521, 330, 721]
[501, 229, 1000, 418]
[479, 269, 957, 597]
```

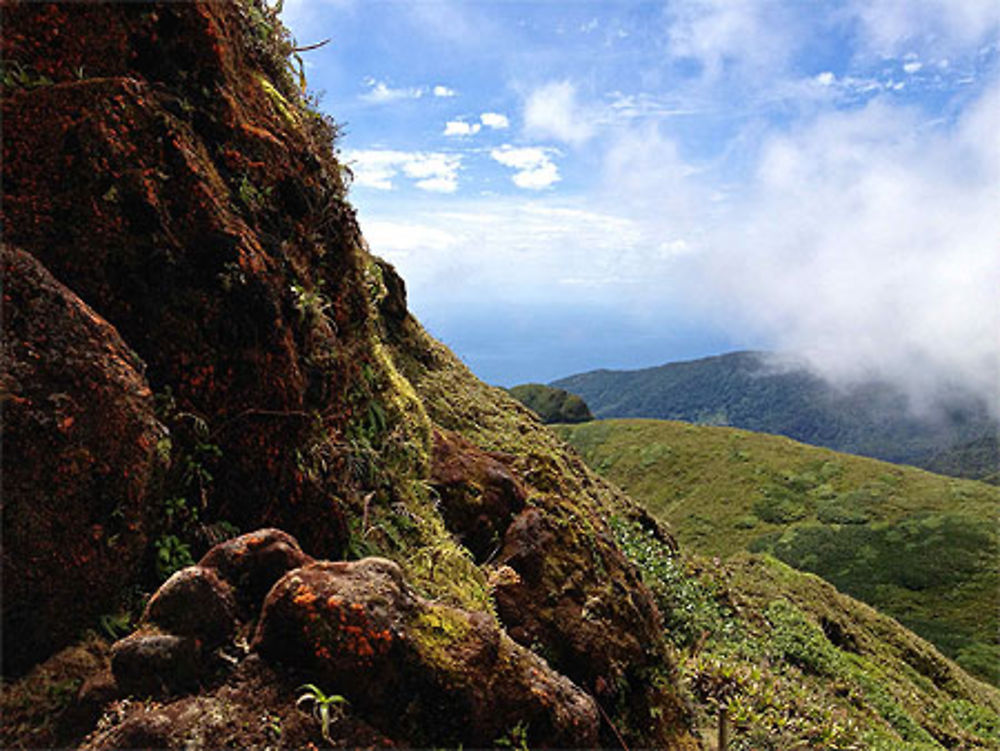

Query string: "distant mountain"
[553, 351, 998, 481]
[507, 383, 593, 424]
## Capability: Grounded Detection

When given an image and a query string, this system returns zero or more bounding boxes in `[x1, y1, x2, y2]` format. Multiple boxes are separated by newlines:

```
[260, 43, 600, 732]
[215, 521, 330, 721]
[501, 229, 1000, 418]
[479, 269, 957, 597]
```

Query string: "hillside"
[613, 518, 1000, 750]
[552, 351, 998, 482]
[508, 382, 594, 424]
[556, 418, 1000, 687]
[0, 4, 696, 749]
[3, 3, 999, 750]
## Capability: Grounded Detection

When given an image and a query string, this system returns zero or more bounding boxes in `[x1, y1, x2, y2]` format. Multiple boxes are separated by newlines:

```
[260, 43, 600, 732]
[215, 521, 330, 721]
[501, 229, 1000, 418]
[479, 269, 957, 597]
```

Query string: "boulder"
[198, 528, 314, 614]
[109, 631, 200, 697]
[493, 506, 696, 747]
[429, 428, 527, 561]
[1, 245, 162, 674]
[143, 566, 239, 648]
[253, 558, 599, 748]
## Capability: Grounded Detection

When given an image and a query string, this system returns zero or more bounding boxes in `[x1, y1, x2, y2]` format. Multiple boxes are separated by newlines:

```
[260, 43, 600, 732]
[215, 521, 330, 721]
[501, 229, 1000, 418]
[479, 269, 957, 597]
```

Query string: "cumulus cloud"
[524, 81, 595, 146]
[490, 145, 561, 189]
[433, 85, 457, 97]
[848, 0, 1000, 57]
[444, 113, 509, 137]
[444, 120, 482, 136]
[344, 149, 461, 193]
[360, 78, 426, 103]
[480, 112, 510, 129]
[665, 0, 801, 80]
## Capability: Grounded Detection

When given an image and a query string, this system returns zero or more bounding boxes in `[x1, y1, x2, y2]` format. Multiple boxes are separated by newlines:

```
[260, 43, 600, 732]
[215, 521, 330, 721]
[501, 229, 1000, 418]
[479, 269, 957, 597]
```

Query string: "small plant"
[260, 711, 282, 741]
[154, 534, 194, 580]
[296, 684, 348, 745]
[495, 720, 530, 751]
[99, 611, 135, 641]
[1, 59, 54, 89]
[291, 280, 332, 326]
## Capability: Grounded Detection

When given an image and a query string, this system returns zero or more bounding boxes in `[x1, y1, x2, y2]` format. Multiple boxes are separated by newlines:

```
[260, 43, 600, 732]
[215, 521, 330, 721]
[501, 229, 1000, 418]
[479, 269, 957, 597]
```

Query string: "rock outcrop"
[254, 556, 600, 748]
[94, 530, 598, 748]
[1, 244, 162, 674]
[1, 2, 699, 748]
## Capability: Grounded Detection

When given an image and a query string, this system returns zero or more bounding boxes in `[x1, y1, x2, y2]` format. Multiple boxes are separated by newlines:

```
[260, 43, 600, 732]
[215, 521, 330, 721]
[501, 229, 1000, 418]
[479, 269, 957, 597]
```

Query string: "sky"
[279, 0, 999, 406]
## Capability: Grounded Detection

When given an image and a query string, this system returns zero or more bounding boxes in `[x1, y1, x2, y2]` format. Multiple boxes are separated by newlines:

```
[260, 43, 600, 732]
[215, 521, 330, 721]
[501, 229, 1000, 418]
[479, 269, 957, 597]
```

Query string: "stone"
[1, 245, 162, 675]
[198, 528, 313, 615]
[143, 565, 238, 648]
[429, 428, 527, 562]
[110, 630, 200, 697]
[253, 558, 599, 748]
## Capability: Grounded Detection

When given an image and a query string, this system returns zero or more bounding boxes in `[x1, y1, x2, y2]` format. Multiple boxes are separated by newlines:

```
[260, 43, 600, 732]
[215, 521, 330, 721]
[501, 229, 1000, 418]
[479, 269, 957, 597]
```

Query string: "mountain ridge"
[553, 350, 998, 482]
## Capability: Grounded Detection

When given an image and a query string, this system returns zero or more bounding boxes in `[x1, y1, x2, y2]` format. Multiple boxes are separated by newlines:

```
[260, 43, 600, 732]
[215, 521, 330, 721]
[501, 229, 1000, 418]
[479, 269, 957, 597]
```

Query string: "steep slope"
[553, 351, 998, 480]
[1, 3, 697, 749]
[610, 518, 1000, 750]
[556, 418, 1000, 686]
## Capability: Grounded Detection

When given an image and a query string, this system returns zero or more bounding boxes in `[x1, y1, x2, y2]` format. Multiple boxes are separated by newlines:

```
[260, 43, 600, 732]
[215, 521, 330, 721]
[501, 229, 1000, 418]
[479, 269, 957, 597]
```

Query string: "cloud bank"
[695, 82, 1000, 410]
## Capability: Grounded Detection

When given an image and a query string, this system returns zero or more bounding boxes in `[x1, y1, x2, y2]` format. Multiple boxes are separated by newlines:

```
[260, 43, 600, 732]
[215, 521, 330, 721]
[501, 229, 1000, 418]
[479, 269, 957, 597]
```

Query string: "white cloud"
[848, 0, 1000, 57]
[356, 199, 641, 304]
[480, 112, 510, 129]
[490, 145, 561, 189]
[360, 78, 426, 103]
[903, 61, 924, 74]
[524, 81, 595, 146]
[363, 220, 461, 256]
[665, 0, 801, 80]
[344, 149, 461, 193]
[815, 71, 836, 86]
[433, 85, 457, 97]
[444, 120, 482, 136]
[697, 84, 1000, 408]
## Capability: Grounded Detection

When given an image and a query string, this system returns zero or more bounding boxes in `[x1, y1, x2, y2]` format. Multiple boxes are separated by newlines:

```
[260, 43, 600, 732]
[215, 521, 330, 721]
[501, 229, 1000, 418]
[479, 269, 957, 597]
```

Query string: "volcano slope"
[2, 3, 998, 750]
[1, 2, 697, 748]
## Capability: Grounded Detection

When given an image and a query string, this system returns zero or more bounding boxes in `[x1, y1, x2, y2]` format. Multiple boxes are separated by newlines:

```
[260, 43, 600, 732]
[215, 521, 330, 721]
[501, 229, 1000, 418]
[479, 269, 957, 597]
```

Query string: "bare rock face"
[253, 557, 600, 748]
[429, 428, 527, 561]
[2, 1, 367, 559]
[1, 245, 163, 675]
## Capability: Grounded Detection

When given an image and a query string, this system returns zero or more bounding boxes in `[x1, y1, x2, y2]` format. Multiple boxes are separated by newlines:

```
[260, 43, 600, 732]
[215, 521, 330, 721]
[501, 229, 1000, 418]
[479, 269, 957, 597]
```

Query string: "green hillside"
[555, 419, 1000, 686]
[508, 382, 593, 423]
[552, 351, 998, 482]
[612, 518, 1000, 750]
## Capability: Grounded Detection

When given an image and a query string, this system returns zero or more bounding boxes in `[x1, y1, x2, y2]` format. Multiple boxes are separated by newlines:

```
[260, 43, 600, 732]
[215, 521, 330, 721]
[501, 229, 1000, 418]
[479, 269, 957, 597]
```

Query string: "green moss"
[409, 604, 474, 673]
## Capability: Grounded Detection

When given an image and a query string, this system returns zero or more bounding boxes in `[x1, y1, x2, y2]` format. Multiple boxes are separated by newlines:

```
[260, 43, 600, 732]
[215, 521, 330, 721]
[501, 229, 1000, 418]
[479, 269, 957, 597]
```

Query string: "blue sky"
[280, 0, 999, 403]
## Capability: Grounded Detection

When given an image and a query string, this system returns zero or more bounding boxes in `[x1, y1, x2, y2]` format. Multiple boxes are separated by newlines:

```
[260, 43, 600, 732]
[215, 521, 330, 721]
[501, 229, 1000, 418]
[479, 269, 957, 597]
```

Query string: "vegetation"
[296, 684, 348, 745]
[557, 418, 1000, 686]
[507, 383, 593, 424]
[552, 351, 998, 482]
[611, 516, 1000, 750]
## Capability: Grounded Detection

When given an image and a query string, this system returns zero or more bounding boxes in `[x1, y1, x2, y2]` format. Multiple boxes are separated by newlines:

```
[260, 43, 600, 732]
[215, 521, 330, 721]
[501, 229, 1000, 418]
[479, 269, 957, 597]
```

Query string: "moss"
[408, 604, 474, 674]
